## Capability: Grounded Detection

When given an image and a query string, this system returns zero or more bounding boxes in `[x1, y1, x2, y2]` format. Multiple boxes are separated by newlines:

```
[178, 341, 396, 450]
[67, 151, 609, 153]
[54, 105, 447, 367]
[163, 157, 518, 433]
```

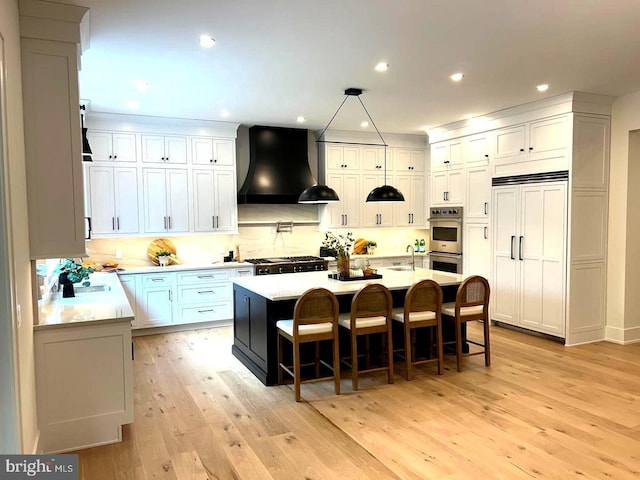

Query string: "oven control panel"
[429, 206, 463, 218]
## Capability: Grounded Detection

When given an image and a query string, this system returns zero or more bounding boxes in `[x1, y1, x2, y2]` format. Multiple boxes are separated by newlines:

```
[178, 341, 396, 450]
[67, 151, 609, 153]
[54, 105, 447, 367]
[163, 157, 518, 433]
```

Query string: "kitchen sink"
[386, 266, 414, 272]
[73, 284, 111, 293]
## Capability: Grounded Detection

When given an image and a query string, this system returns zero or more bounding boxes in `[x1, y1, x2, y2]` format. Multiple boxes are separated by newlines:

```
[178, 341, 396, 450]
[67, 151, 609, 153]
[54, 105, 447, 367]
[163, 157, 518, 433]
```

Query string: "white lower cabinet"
[491, 181, 567, 337]
[464, 222, 490, 279]
[121, 267, 252, 330]
[142, 168, 189, 234]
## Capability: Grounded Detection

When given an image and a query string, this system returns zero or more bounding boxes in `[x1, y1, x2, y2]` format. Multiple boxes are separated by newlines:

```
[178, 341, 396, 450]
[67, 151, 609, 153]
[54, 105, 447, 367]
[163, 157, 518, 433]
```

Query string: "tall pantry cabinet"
[429, 92, 612, 345]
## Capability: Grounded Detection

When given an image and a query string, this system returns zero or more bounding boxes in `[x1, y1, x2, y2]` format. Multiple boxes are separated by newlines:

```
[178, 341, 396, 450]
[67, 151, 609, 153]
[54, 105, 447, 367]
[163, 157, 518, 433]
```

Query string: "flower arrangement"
[54, 258, 94, 286]
[323, 231, 355, 258]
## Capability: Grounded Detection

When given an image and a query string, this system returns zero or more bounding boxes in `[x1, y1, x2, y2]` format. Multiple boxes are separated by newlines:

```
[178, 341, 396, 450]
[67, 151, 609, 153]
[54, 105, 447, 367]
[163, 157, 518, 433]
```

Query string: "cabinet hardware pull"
[484, 226, 488, 239]
[484, 202, 488, 215]
[152, 278, 164, 282]
[109, 155, 112, 159]
[519, 236, 524, 260]
[114, 155, 117, 159]
[168, 217, 172, 229]
[529, 147, 533, 151]
[198, 309, 214, 314]
[163, 216, 167, 229]
[112, 217, 115, 230]
[510, 235, 515, 260]
[169, 290, 172, 301]
[198, 290, 214, 294]
[212, 216, 215, 228]
[484, 154, 489, 158]
[197, 275, 214, 279]
[519, 148, 525, 153]
[345, 214, 348, 225]
[214, 158, 217, 163]
[117, 217, 120, 230]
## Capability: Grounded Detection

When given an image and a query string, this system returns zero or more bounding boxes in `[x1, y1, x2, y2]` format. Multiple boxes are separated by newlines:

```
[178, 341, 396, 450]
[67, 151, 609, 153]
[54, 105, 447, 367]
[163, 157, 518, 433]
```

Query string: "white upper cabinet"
[324, 172, 361, 228]
[463, 133, 492, 163]
[87, 131, 137, 162]
[142, 168, 189, 233]
[88, 166, 139, 235]
[465, 163, 491, 220]
[141, 134, 188, 164]
[394, 174, 426, 227]
[430, 167, 464, 206]
[191, 137, 235, 166]
[394, 148, 426, 172]
[361, 146, 392, 172]
[493, 114, 569, 177]
[192, 169, 238, 232]
[326, 145, 360, 170]
[361, 174, 394, 227]
[430, 140, 462, 171]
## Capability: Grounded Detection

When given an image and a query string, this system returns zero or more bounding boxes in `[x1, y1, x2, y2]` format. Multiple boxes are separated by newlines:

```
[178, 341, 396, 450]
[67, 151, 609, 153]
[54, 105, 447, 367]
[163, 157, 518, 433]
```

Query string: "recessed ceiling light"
[127, 100, 140, 110]
[537, 83, 549, 92]
[374, 62, 389, 72]
[296, 116, 306, 123]
[450, 72, 464, 82]
[220, 109, 230, 118]
[361, 121, 369, 128]
[135, 80, 148, 91]
[199, 34, 216, 48]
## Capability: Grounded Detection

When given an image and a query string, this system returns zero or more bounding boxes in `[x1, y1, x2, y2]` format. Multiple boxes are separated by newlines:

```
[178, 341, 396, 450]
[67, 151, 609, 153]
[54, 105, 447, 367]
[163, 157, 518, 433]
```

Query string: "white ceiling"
[60, 0, 640, 135]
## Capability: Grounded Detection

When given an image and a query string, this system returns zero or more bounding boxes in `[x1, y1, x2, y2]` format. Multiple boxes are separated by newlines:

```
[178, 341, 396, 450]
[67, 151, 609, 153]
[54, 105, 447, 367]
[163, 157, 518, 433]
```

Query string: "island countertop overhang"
[232, 267, 466, 301]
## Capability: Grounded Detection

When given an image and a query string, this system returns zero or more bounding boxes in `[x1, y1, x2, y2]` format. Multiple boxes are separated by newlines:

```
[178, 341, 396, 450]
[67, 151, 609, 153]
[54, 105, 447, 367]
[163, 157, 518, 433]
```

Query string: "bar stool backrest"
[405, 279, 442, 316]
[294, 287, 339, 329]
[350, 283, 392, 321]
[455, 275, 490, 318]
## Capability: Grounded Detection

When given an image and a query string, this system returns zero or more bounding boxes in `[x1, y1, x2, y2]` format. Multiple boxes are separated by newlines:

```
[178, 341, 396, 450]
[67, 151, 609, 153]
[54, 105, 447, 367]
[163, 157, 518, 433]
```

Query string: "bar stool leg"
[387, 327, 394, 384]
[333, 334, 341, 395]
[293, 339, 301, 402]
[436, 321, 444, 375]
[404, 324, 412, 381]
[351, 332, 359, 391]
[278, 333, 284, 385]
[455, 318, 463, 373]
[483, 319, 491, 367]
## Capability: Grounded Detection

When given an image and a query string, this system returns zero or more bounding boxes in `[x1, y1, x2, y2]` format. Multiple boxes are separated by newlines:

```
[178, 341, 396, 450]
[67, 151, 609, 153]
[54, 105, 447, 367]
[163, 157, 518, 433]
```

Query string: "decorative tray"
[328, 273, 383, 282]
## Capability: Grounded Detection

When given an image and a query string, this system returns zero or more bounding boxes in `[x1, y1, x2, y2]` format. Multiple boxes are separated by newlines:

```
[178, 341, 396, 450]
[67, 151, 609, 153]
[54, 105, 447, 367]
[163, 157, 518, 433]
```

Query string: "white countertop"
[36, 272, 134, 331]
[116, 261, 253, 275]
[232, 267, 466, 301]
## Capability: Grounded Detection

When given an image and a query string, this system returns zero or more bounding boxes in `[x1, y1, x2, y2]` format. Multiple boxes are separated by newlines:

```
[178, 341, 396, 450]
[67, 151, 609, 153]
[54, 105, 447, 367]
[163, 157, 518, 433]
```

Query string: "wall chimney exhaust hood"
[238, 125, 317, 204]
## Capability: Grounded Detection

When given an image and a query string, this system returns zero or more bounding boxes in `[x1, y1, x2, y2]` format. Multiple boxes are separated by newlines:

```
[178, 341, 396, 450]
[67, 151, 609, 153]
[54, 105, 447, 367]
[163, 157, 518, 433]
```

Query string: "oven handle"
[428, 218, 462, 223]
[428, 252, 462, 260]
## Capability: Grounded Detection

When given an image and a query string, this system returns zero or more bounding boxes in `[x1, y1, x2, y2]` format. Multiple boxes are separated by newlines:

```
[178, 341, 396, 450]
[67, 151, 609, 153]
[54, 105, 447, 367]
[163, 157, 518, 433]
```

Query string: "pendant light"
[80, 105, 93, 162]
[315, 88, 404, 203]
[298, 183, 340, 203]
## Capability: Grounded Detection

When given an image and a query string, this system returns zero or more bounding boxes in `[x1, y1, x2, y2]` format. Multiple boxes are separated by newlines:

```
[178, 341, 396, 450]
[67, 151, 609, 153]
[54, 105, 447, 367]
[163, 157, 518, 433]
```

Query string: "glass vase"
[337, 254, 350, 279]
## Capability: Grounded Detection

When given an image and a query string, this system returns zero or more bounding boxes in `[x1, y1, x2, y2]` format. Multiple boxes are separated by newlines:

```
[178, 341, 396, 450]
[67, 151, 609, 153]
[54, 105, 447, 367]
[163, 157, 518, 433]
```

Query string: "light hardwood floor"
[75, 324, 640, 479]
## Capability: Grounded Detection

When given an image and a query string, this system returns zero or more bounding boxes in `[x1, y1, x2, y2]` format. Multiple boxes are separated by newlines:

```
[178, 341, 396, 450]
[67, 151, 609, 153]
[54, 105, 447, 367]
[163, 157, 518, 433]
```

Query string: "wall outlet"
[115, 249, 123, 259]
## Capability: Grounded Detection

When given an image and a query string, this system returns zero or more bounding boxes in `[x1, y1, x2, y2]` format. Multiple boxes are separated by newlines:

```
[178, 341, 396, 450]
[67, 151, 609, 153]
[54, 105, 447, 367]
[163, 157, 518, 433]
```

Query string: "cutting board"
[147, 238, 179, 265]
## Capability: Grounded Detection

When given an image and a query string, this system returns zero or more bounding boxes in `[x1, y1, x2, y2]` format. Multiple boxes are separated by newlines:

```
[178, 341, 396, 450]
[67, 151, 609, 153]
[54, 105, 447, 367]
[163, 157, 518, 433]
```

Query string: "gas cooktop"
[244, 256, 328, 275]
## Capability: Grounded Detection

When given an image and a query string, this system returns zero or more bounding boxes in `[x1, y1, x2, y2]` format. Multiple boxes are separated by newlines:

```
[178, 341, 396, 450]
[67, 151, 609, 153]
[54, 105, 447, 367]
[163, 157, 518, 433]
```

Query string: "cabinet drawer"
[141, 273, 174, 286]
[177, 270, 231, 284]
[176, 302, 232, 323]
[176, 283, 231, 304]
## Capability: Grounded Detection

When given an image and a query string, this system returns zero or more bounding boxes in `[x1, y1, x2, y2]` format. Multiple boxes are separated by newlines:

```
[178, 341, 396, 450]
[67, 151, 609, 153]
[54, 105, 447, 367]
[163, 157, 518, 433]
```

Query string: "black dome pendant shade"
[366, 184, 405, 202]
[298, 183, 340, 203]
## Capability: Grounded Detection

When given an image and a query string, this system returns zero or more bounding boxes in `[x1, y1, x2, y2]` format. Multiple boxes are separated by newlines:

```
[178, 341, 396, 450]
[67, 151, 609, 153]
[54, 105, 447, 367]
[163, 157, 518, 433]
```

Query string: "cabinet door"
[214, 169, 238, 231]
[409, 149, 425, 172]
[361, 147, 384, 171]
[528, 115, 567, 159]
[362, 174, 389, 227]
[112, 133, 137, 162]
[465, 163, 490, 220]
[518, 183, 566, 335]
[342, 174, 361, 227]
[491, 186, 519, 325]
[119, 275, 138, 326]
[166, 169, 189, 232]
[141, 135, 166, 163]
[324, 172, 346, 227]
[213, 139, 234, 166]
[142, 169, 168, 233]
[430, 143, 449, 170]
[140, 286, 173, 326]
[191, 137, 214, 165]
[410, 174, 425, 227]
[88, 166, 116, 234]
[165, 136, 188, 164]
[192, 169, 215, 231]
[113, 167, 139, 234]
[464, 223, 490, 279]
[495, 125, 526, 159]
[464, 133, 491, 163]
[394, 174, 412, 227]
[86, 132, 113, 161]
[343, 147, 359, 170]
[326, 145, 344, 170]
[447, 167, 465, 204]
[430, 171, 449, 206]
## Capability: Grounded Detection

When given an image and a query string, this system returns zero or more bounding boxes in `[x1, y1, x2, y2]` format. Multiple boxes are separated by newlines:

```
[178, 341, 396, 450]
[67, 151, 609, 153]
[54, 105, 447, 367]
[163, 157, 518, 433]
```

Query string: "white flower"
[323, 231, 355, 257]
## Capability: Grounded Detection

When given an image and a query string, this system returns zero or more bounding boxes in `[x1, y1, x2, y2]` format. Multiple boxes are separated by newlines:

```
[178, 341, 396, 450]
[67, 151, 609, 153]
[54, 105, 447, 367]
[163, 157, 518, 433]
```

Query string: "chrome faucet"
[406, 244, 415, 271]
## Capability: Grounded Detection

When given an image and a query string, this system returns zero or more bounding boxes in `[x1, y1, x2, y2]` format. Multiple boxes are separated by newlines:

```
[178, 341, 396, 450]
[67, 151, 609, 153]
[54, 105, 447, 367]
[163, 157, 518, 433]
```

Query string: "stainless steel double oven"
[428, 207, 463, 274]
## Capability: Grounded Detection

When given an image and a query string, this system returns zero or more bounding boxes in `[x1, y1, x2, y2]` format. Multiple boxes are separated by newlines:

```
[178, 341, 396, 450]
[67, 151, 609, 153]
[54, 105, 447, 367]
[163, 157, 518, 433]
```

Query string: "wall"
[607, 89, 640, 343]
[0, 0, 39, 453]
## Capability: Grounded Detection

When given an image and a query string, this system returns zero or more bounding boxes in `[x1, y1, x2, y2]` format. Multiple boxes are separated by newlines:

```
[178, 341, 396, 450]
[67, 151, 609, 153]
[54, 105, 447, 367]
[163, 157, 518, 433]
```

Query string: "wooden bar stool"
[441, 275, 491, 372]
[339, 283, 394, 391]
[276, 287, 341, 402]
[392, 279, 443, 380]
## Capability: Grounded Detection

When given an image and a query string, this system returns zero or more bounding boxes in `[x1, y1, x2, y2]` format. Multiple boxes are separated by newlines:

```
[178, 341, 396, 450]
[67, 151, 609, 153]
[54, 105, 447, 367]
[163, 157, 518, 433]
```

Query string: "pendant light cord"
[357, 95, 389, 185]
[316, 95, 350, 141]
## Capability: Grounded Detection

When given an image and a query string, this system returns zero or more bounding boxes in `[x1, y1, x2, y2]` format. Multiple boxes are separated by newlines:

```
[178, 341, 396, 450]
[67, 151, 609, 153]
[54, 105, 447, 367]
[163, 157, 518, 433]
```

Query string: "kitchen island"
[232, 267, 466, 385]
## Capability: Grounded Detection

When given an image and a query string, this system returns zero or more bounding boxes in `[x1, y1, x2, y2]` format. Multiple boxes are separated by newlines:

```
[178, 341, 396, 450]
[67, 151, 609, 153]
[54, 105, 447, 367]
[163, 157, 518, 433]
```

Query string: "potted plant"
[155, 249, 173, 267]
[366, 240, 377, 255]
[323, 231, 354, 278]
[54, 259, 94, 298]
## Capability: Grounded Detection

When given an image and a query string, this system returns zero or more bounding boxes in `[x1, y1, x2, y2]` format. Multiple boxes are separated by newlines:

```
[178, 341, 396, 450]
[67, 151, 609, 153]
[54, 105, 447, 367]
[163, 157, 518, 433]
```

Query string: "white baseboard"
[605, 325, 640, 345]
